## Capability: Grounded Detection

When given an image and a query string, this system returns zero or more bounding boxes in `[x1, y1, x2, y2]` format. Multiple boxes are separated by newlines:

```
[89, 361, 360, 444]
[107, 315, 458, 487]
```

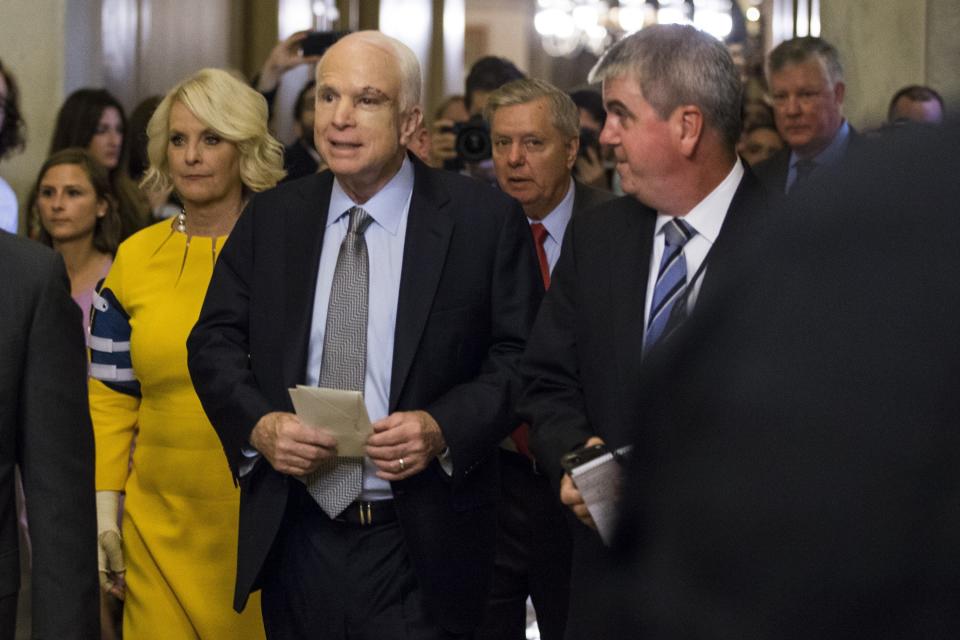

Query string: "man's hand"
[250, 411, 338, 475]
[575, 146, 608, 190]
[256, 30, 324, 93]
[366, 410, 447, 481]
[560, 436, 606, 530]
[428, 119, 458, 167]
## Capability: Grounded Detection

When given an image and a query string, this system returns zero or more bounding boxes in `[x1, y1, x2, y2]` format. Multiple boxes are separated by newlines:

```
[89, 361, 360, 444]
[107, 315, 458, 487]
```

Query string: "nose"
[782, 95, 802, 115]
[507, 142, 524, 167]
[184, 139, 201, 165]
[50, 191, 65, 211]
[598, 120, 617, 147]
[331, 99, 354, 128]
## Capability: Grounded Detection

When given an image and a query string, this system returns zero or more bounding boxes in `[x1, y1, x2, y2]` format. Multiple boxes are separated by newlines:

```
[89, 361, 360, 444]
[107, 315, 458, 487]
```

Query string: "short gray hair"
[589, 24, 742, 147]
[325, 31, 422, 113]
[483, 78, 580, 140]
[766, 36, 844, 87]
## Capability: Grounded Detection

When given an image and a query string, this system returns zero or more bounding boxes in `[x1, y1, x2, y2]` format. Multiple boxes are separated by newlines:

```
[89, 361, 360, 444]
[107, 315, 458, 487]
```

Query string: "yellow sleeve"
[89, 249, 140, 491]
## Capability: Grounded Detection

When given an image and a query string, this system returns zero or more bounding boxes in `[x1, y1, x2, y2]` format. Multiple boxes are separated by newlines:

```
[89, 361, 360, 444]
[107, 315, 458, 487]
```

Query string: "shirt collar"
[328, 156, 414, 236]
[529, 178, 575, 243]
[790, 119, 851, 171]
[654, 158, 744, 244]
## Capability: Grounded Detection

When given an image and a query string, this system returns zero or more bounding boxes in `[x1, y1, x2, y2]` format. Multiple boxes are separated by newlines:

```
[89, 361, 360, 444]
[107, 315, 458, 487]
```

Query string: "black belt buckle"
[336, 500, 395, 526]
[357, 501, 374, 526]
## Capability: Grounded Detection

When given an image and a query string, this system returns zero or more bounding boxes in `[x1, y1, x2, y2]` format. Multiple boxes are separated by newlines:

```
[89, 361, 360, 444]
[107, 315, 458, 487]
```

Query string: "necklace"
[175, 209, 188, 234]
[174, 202, 244, 237]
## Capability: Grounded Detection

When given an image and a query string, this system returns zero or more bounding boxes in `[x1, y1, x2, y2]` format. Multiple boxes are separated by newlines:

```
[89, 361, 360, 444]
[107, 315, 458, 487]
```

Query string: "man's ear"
[399, 106, 424, 146]
[833, 80, 846, 106]
[565, 135, 580, 170]
[673, 105, 704, 158]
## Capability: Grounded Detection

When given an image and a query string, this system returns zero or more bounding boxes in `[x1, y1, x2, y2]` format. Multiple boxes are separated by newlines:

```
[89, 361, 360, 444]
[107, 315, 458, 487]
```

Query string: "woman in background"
[88, 68, 284, 639]
[46, 88, 150, 241]
[32, 148, 119, 327]
[0, 57, 26, 233]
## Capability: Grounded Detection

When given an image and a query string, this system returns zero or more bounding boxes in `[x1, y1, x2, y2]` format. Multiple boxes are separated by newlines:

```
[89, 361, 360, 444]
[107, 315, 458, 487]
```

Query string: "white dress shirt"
[643, 159, 745, 345]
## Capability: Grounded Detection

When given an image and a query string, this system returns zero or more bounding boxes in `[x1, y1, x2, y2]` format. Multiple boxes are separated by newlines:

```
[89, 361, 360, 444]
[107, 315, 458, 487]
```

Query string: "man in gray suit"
[481, 78, 613, 640]
[0, 232, 98, 639]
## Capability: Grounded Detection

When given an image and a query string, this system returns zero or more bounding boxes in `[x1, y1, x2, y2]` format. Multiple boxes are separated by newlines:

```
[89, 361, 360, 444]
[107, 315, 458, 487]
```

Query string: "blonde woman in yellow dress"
[88, 68, 285, 639]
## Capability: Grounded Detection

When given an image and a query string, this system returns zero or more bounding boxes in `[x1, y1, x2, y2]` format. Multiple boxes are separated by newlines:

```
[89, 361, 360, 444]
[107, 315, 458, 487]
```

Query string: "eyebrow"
[358, 86, 390, 101]
[39, 182, 87, 190]
[605, 99, 632, 116]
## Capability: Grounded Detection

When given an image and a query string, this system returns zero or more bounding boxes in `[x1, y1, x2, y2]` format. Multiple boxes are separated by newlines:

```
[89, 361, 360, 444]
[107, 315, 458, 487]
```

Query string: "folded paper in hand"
[570, 445, 632, 546]
[288, 385, 372, 457]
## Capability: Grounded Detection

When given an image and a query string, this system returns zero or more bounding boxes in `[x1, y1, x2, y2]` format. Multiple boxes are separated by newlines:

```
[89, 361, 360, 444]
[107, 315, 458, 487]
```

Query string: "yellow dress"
[90, 220, 264, 640]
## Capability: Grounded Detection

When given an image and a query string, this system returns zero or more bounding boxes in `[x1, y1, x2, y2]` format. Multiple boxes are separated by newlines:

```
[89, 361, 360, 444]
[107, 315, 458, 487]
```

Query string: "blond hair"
[141, 68, 285, 195]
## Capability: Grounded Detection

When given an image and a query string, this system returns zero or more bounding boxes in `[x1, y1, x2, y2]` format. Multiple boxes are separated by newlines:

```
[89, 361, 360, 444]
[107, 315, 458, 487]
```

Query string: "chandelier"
[534, 0, 736, 57]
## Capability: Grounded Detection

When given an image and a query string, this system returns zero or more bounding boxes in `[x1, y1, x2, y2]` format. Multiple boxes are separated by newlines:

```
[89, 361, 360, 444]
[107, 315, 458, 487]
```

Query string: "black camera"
[444, 115, 491, 171]
[301, 31, 349, 57]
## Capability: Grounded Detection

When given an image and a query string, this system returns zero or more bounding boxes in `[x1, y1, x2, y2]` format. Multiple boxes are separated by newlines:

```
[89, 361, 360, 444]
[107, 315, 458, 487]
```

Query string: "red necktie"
[510, 223, 552, 459]
[530, 222, 551, 288]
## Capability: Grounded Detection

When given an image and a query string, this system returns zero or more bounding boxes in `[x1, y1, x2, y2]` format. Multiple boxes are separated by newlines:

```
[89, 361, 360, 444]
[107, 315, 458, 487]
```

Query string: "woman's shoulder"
[112, 218, 178, 265]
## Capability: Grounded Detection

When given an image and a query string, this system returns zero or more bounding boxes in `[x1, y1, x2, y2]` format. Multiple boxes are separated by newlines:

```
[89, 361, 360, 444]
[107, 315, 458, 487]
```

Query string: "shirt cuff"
[437, 447, 453, 476]
[239, 446, 260, 477]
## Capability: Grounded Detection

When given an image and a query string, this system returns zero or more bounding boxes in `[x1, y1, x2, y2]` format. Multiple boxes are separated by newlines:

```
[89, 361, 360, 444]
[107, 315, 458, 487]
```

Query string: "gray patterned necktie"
[305, 206, 373, 517]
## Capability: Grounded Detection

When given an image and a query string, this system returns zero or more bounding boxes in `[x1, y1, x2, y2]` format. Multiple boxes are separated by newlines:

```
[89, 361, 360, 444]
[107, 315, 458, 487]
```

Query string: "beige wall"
[0, 0, 67, 230]
[821, 0, 959, 129]
[465, 0, 531, 76]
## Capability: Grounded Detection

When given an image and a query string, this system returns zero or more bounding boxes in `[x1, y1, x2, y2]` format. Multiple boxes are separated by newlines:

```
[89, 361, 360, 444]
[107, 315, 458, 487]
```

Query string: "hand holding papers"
[288, 385, 373, 457]
[561, 444, 633, 546]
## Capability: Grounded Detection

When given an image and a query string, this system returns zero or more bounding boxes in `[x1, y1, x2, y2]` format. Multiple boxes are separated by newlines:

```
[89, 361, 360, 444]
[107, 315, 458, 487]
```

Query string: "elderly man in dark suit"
[480, 77, 613, 640]
[187, 30, 542, 639]
[754, 36, 858, 196]
[0, 232, 98, 639]
[518, 24, 768, 639]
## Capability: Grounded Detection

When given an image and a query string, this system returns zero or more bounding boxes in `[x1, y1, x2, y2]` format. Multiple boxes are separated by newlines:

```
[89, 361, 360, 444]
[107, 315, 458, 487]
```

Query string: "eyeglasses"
[766, 89, 829, 109]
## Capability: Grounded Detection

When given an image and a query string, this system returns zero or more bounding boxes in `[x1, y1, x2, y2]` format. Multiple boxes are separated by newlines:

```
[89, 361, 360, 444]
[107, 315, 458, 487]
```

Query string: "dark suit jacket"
[518, 168, 768, 639]
[752, 125, 861, 196]
[0, 232, 98, 639]
[571, 180, 616, 218]
[187, 156, 543, 633]
[606, 121, 960, 639]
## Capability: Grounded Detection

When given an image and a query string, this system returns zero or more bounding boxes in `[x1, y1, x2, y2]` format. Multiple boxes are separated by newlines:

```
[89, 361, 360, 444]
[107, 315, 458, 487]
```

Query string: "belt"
[333, 500, 397, 526]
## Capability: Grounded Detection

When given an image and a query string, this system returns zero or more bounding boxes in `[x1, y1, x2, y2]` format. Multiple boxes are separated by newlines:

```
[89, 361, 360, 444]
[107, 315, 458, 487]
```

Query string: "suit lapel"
[697, 168, 766, 298]
[389, 162, 454, 410]
[282, 173, 334, 387]
[608, 198, 657, 382]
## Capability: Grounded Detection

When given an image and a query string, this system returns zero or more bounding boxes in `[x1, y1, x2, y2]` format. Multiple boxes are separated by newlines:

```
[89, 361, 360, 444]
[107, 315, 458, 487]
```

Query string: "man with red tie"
[482, 78, 613, 640]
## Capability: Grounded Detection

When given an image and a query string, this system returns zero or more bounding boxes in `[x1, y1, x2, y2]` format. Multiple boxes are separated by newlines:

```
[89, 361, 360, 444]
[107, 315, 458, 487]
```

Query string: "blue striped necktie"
[645, 218, 695, 354]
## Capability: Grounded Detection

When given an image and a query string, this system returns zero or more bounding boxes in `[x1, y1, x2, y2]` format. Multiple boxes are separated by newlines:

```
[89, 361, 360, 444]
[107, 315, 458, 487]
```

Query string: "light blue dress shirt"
[305, 157, 414, 501]
[529, 177, 575, 275]
[786, 119, 851, 193]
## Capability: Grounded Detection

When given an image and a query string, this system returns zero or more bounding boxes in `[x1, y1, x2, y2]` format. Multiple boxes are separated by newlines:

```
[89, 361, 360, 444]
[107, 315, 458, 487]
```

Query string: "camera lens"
[455, 121, 491, 163]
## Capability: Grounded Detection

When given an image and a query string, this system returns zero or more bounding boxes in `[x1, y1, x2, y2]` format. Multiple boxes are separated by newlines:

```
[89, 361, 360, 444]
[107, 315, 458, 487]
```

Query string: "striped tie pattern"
[305, 207, 373, 518]
[644, 218, 695, 354]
